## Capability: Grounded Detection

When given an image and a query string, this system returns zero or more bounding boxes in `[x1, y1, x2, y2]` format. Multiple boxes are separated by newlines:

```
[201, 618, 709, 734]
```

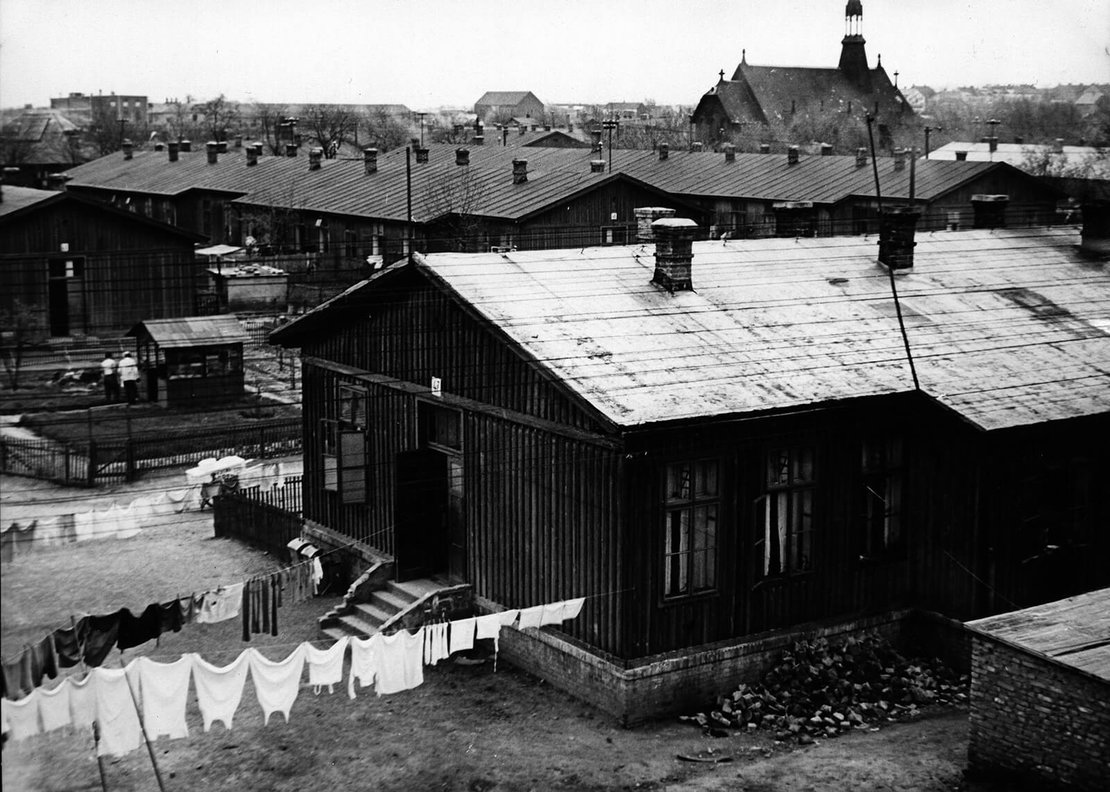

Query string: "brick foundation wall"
[485, 601, 966, 726]
[968, 635, 1110, 791]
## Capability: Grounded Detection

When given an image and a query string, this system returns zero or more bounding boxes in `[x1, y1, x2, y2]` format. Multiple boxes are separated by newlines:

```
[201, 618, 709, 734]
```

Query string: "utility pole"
[923, 125, 941, 159]
[601, 118, 619, 173]
[406, 146, 413, 261]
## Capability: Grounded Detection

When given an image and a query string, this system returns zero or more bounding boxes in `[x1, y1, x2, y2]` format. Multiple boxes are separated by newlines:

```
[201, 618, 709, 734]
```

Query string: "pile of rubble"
[681, 632, 968, 743]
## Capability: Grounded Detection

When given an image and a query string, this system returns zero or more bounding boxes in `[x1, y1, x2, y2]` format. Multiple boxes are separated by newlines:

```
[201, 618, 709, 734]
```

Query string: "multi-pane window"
[861, 437, 904, 558]
[338, 386, 367, 431]
[418, 401, 461, 451]
[663, 460, 718, 598]
[761, 447, 815, 576]
[323, 385, 367, 503]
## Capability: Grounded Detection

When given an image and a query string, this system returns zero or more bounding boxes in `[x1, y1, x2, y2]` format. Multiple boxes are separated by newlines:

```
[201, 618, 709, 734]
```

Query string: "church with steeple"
[691, 1, 914, 146]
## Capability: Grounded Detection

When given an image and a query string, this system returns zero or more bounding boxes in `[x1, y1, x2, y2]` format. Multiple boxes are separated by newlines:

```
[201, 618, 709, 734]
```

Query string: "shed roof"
[0, 185, 58, 217]
[128, 316, 249, 348]
[966, 589, 1110, 681]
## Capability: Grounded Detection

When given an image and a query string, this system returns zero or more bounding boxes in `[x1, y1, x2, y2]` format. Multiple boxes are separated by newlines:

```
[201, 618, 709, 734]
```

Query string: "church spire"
[839, 0, 871, 90]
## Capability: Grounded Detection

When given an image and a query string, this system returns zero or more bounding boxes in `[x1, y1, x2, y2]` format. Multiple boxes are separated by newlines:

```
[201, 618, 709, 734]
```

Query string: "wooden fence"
[213, 479, 303, 557]
[0, 435, 91, 486]
[239, 474, 303, 514]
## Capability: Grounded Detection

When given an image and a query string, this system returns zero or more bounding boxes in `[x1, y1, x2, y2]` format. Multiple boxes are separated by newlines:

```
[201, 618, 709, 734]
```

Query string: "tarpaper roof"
[967, 589, 1110, 681]
[389, 226, 1107, 431]
[0, 185, 58, 217]
[128, 316, 249, 348]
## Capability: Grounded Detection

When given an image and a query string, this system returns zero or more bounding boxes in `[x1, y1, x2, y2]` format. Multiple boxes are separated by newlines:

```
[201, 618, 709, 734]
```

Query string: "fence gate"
[90, 438, 132, 482]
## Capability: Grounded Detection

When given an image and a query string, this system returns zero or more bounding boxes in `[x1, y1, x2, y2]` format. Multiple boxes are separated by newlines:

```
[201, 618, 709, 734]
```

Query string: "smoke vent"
[955, 150, 968, 161]
[1053, 138, 1064, 154]
[168, 141, 179, 162]
[217, 141, 229, 154]
[206, 141, 218, 165]
[820, 143, 833, 156]
[787, 146, 799, 165]
[723, 144, 735, 163]
[893, 149, 906, 171]
[988, 137, 998, 153]
[233, 136, 243, 148]
[285, 143, 298, 157]
[153, 142, 164, 152]
[877, 208, 921, 270]
[759, 143, 771, 154]
[246, 146, 258, 166]
[658, 143, 669, 161]
[364, 148, 378, 174]
[855, 148, 868, 167]
[651, 218, 698, 293]
[473, 135, 484, 146]
[691, 142, 703, 152]
[512, 159, 528, 184]
[971, 194, 1009, 229]
[635, 207, 676, 241]
[455, 148, 469, 166]
[415, 147, 429, 164]
[309, 147, 323, 170]
[590, 159, 605, 173]
[179, 140, 192, 152]
[122, 140, 133, 160]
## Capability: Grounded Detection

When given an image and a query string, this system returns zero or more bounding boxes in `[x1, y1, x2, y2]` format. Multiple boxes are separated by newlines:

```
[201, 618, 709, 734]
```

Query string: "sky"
[1, 0, 1107, 111]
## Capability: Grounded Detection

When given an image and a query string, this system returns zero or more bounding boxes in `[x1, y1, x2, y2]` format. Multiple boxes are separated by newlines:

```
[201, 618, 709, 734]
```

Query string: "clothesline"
[1, 601, 585, 756]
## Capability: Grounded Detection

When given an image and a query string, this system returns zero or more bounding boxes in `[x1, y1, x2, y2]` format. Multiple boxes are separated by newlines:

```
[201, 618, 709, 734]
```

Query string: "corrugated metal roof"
[967, 589, 1110, 681]
[405, 226, 1109, 431]
[128, 316, 250, 348]
[0, 185, 59, 217]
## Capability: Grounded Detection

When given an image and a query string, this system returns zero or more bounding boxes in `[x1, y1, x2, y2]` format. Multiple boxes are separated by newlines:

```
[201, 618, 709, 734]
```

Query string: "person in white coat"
[118, 351, 140, 405]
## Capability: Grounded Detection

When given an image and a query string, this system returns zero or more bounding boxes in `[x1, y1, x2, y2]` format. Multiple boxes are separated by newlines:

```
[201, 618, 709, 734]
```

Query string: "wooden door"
[394, 449, 447, 581]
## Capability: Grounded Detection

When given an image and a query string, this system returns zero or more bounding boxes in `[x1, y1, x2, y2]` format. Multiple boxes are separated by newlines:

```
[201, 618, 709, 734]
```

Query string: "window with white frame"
[663, 459, 719, 598]
[759, 446, 815, 576]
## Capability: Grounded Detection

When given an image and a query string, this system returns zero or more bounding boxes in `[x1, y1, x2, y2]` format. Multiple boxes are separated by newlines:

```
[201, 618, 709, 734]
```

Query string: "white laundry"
[347, 634, 379, 699]
[132, 655, 192, 740]
[540, 601, 566, 626]
[423, 622, 450, 666]
[448, 617, 476, 654]
[248, 645, 305, 725]
[194, 583, 244, 624]
[562, 597, 586, 621]
[305, 638, 348, 694]
[516, 605, 544, 630]
[191, 651, 249, 731]
[68, 671, 98, 730]
[1, 691, 41, 740]
[38, 679, 73, 733]
[376, 629, 424, 696]
[94, 666, 143, 758]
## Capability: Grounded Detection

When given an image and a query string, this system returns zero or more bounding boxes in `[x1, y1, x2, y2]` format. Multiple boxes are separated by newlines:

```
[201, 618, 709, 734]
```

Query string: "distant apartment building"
[50, 92, 149, 125]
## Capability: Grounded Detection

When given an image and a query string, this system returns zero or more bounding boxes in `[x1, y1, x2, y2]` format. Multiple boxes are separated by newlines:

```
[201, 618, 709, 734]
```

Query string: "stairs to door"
[319, 578, 462, 640]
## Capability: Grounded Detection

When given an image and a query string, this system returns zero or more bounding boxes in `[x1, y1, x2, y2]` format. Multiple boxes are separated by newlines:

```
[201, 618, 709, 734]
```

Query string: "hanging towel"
[195, 583, 244, 624]
[348, 634, 379, 699]
[93, 666, 142, 758]
[305, 638, 348, 694]
[248, 645, 305, 725]
[118, 604, 163, 650]
[562, 597, 586, 621]
[83, 611, 123, 667]
[53, 618, 89, 669]
[376, 629, 424, 696]
[449, 617, 476, 655]
[132, 655, 192, 741]
[516, 605, 544, 630]
[498, 609, 521, 628]
[540, 601, 566, 627]
[68, 672, 98, 730]
[311, 558, 324, 595]
[1, 691, 41, 740]
[38, 679, 73, 733]
[474, 613, 505, 643]
[191, 651, 249, 732]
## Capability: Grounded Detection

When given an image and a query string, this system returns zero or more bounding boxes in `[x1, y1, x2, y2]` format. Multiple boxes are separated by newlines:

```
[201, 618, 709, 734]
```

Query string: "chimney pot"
[246, 146, 259, 166]
[723, 143, 735, 163]
[855, 148, 868, 167]
[759, 143, 771, 154]
[217, 140, 229, 154]
[252, 142, 264, 156]
[955, 150, 968, 161]
[153, 142, 164, 152]
[122, 139, 133, 160]
[971, 194, 1009, 229]
[820, 143, 834, 156]
[455, 148, 469, 166]
[473, 135, 484, 146]
[692, 141, 703, 152]
[309, 147, 323, 170]
[364, 147, 379, 174]
[179, 139, 191, 152]
[658, 143, 669, 161]
[635, 206, 676, 241]
[168, 141, 179, 162]
[878, 207, 921, 270]
[1079, 200, 1110, 259]
[285, 143, 298, 157]
[787, 146, 799, 165]
[893, 148, 906, 171]
[512, 159, 528, 184]
[415, 147, 429, 164]
[651, 218, 699, 292]
[233, 135, 243, 148]
[206, 141, 219, 165]
[590, 159, 606, 173]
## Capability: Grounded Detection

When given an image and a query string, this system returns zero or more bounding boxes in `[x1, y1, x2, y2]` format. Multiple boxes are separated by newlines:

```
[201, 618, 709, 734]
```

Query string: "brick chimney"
[1013, 136, 1024, 145]
[855, 148, 868, 168]
[154, 142, 164, 152]
[893, 148, 906, 171]
[988, 137, 998, 153]
[1053, 138, 1064, 154]
[877, 208, 921, 270]
[473, 135, 484, 146]
[759, 143, 771, 154]
[658, 143, 669, 161]
[217, 140, 229, 154]
[246, 146, 258, 166]
[692, 142, 703, 152]
[512, 159, 528, 184]
[285, 143, 298, 157]
[309, 147, 323, 170]
[455, 148, 469, 166]
[206, 141, 219, 164]
[787, 146, 799, 165]
[364, 148, 378, 174]
[723, 143, 735, 163]
[635, 207, 676, 242]
[651, 218, 698, 292]
[179, 140, 192, 152]
[821, 143, 834, 156]
[971, 194, 1009, 228]
[122, 139, 133, 160]
[590, 159, 605, 173]
[415, 147, 429, 164]
[1079, 200, 1110, 258]
[955, 150, 968, 161]
[168, 141, 179, 162]
[233, 135, 243, 148]
[252, 142, 264, 156]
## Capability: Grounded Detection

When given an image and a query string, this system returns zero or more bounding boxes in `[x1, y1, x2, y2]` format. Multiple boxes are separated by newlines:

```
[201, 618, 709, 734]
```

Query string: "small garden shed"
[127, 316, 249, 407]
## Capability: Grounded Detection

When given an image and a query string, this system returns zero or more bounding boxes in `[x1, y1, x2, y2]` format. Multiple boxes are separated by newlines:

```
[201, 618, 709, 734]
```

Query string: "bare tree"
[198, 94, 240, 142]
[303, 105, 357, 157]
[359, 108, 410, 152]
[423, 165, 486, 252]
[250, 103, 291, 155]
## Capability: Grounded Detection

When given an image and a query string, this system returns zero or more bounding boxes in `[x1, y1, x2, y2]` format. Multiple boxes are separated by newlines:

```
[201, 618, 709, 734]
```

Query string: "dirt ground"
[2, 467, 1010, 792]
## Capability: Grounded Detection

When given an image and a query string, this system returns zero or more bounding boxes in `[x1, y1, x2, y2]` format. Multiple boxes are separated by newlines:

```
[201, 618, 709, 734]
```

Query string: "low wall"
[481, 600, 969, 727]
[968, 634, 1110, 791]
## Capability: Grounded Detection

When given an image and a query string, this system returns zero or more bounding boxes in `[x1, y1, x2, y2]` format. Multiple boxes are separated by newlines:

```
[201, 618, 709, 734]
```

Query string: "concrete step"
[353, 601, 393, 626]
[369, 588, 412, 612]
[385, 580, 424, 604]
[319, 626, 350, 643]
[335, 613, 377, 638]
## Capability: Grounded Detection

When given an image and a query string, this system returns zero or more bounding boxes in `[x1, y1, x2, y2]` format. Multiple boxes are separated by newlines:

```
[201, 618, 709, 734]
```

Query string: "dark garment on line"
[159, 598, 184, 635]
[1, 653, 29, 700]
[178, 595, 196, 625]
[270, 573, 280, 637]
[83, 610, 123, 667]
[118, 604, 163, 650]
[53, 617, 90, 668]
[29, 634, 59, 687]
